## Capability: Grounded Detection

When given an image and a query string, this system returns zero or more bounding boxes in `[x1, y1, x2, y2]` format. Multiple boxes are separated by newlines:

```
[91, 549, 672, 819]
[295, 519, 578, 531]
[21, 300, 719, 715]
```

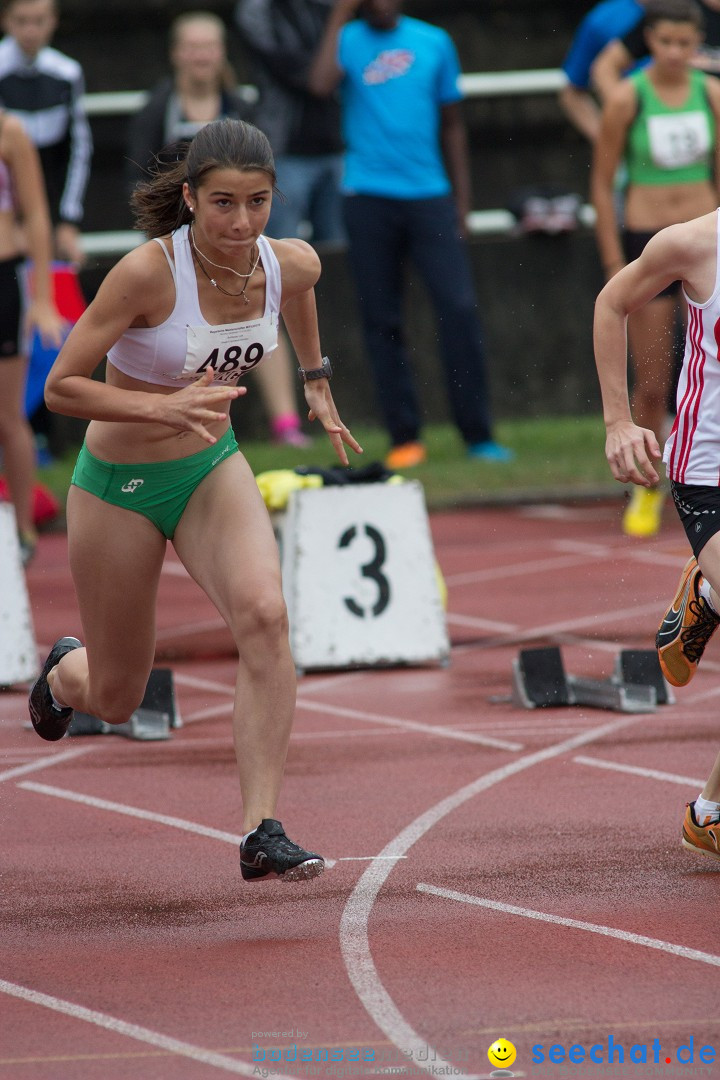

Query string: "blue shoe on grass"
[467, 441, 515, 463]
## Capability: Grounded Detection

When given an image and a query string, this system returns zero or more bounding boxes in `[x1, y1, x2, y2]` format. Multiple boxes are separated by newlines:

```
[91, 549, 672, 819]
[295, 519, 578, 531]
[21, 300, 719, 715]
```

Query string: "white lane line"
[155, 618, 227, 641]
[465, 600, 664, 651]
[574, 755, 704, 787]
[416, 885, 720, 969]
[294, 699, 522, 752]
[172, 672, 234, 696]
[0, 979, 286, 1077]
[446, 613, 518, 632]
[337, 856, 407, 862]
[551, 539, 614, 557]
[444, 552, 603, 586]
[297, 671, 367, 695]
[0, 746, 95, 784]
[18, 782, 243, 844]
[339, 711, 643, 1080]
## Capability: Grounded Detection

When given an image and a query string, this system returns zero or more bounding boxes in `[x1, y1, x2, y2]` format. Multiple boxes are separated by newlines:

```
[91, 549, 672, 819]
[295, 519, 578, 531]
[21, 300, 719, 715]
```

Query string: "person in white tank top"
[27, 118, 362, 883]
[594, 206, 720, 863]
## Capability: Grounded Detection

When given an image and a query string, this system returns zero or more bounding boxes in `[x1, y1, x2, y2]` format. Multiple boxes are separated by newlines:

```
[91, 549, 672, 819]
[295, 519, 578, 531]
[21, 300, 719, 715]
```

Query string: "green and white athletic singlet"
[626, 67, 715, 185]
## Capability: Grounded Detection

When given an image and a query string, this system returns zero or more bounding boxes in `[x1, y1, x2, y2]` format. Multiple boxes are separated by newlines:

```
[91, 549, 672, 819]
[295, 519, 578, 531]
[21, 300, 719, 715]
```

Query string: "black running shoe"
[28, 637, 82, 742]
[240, 819, 324, 882]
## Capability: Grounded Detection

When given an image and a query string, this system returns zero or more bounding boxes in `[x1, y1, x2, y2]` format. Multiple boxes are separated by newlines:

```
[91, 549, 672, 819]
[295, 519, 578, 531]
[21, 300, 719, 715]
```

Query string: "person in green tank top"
[591, 0, 720, 538]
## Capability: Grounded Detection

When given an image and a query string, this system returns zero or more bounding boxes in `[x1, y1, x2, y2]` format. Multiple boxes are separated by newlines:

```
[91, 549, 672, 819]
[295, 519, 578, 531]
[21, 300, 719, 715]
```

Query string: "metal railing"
[79, 67, 576, 257]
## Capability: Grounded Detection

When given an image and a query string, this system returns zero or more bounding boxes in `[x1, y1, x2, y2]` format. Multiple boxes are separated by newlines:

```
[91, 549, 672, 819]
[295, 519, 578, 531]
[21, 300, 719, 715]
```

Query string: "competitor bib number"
[647, 110, 711, 169]
[177, 315, 278, 383]
[197, 342, 264, 378]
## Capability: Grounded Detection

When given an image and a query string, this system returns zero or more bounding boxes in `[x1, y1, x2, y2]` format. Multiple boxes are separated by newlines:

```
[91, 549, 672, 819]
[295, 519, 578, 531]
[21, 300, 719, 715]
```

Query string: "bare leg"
[700, 751, 720, 802]
[0, 355, 37, 540]
[173, 451, 296, 833]
[47, 486, 166, 723]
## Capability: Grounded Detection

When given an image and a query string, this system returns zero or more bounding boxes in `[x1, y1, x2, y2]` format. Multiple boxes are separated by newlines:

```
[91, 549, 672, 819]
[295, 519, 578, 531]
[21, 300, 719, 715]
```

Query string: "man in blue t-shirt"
[559, 0, 645, 141]
[309, 0, 511, 468]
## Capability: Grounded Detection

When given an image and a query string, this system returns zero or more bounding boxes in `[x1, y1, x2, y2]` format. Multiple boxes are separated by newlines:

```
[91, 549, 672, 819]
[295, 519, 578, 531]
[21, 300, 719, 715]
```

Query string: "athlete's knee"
[88, 676, 146, 726]
[233, 583, 289, 649]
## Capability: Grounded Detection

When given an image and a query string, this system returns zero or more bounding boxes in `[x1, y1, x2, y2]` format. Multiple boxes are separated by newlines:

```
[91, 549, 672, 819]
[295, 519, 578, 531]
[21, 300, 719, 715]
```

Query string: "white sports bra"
[106, 225, 281, 387]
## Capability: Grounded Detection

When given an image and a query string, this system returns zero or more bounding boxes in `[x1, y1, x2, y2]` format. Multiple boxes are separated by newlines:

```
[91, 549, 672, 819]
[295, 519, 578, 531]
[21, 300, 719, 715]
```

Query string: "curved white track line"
[339, 713, 644, 1077]
[417, 886, 720, 967]
[0, 979, 291, 1077]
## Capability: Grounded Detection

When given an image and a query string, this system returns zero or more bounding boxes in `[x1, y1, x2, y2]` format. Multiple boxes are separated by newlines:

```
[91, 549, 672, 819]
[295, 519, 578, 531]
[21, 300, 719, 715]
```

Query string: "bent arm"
[9, 120, 54, 309]
[594, 227, 695, 483]
[440, 103, 472, 226]
[557, 84, 601, 143]
[591, 40, 633, 104]
[308, 0, 364, 96]
[44, 249, 171, 420]
[591, 84, 635, 278]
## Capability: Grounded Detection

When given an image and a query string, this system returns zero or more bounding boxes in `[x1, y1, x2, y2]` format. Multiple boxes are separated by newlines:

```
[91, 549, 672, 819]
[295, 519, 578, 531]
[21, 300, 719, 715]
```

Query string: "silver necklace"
[190, 225, 260, 279]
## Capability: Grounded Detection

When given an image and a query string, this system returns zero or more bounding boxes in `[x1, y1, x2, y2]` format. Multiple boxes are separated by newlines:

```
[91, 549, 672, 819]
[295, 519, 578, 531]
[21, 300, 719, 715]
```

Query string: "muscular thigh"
[66, 485, 167, 693]
[172, 451, 282, 616]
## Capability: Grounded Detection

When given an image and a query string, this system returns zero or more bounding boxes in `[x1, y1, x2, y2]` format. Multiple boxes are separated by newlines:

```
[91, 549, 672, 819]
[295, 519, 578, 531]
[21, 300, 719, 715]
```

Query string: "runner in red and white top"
[594, 204, 720, 863]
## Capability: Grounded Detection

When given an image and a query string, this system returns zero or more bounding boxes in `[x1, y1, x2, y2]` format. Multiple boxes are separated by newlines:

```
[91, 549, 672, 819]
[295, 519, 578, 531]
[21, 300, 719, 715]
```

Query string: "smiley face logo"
[488, 1038, 517, 1069]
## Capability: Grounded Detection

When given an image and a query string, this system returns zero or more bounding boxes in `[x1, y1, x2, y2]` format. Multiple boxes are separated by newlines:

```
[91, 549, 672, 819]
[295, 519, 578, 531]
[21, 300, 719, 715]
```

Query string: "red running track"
[2, 498, 720, 1080]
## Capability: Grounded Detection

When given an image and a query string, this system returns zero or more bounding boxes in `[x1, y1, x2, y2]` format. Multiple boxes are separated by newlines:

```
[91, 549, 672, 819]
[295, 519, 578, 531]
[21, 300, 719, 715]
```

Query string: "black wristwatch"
[298, 356, 333, 383]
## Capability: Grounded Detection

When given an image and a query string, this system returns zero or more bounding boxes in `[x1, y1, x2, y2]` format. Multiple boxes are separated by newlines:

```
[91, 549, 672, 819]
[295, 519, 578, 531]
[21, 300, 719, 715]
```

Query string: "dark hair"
[130, 118, 276, 238]
[0, 0, 58, 13]
[644, 0, 705, 31]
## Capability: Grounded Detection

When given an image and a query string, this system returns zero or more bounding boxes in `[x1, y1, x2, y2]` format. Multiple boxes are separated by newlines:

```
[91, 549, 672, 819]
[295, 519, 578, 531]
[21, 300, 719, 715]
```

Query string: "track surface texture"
[2, 498, 719, 1080]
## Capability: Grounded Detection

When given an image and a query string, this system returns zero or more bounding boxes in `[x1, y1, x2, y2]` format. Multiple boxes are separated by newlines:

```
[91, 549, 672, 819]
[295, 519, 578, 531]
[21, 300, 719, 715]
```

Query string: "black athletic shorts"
[671, 480, 720, 557]
[0, 255, 24, 358]
[623, 229, 681, 298]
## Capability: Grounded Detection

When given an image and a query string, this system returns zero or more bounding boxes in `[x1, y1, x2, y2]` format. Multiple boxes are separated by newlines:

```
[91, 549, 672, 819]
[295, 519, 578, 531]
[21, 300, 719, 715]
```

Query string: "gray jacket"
[235, 0, 342, 157]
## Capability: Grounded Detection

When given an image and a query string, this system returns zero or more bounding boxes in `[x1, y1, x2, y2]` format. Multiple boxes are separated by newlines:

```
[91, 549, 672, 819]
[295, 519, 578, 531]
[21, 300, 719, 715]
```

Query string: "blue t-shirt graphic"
[337, 15, 462, 199]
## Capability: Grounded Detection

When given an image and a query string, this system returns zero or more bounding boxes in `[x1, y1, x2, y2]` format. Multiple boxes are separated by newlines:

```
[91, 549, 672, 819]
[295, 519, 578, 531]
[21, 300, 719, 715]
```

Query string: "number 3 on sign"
[338, 524, 391, 618]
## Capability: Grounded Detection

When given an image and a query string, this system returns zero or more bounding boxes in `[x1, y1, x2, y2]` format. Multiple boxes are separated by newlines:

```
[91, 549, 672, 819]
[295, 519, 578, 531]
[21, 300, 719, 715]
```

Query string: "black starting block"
[511, 646, 673, 714]
[68, 668, 180, 741]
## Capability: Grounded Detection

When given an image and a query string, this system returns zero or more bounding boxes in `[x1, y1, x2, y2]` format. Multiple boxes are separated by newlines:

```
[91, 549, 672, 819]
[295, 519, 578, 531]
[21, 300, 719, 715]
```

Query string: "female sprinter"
[29, 118, 361, 882]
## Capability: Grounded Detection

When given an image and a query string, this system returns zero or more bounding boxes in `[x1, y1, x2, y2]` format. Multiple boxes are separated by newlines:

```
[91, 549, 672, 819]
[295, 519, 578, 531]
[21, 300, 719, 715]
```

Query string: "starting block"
[68, 668, 179, 740]
[511, 646, 672, 714]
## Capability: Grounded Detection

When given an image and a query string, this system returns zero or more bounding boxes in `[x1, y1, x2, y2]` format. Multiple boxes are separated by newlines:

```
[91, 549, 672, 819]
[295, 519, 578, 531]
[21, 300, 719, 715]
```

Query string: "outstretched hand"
[605, 419, 661, 487]
[26, 299, 66, 350]
[163, 369, 246, 443]
[304, 380, 363, 466]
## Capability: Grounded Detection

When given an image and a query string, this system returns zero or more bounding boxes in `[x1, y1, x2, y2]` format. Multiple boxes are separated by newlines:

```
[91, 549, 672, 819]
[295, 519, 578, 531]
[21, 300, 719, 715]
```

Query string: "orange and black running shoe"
[682, 802, 720, 862]
[656, 557, 720, 687]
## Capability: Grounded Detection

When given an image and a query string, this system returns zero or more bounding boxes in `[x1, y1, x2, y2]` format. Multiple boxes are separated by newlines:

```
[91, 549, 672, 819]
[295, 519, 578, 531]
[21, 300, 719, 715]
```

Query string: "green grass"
[37, 414, 622, 513]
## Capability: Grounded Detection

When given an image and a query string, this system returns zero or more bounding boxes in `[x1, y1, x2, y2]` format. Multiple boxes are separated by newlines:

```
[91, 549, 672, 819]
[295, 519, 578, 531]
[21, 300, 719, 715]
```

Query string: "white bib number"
[176, 314, 278, 384]
[647, 110, 710, 169]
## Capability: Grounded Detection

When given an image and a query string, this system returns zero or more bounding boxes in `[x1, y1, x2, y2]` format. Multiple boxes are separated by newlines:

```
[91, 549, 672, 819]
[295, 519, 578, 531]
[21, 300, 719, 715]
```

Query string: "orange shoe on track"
[385, 441, 427, 470]
[682, 802, 720, 862]
[656, 556, 720, 687]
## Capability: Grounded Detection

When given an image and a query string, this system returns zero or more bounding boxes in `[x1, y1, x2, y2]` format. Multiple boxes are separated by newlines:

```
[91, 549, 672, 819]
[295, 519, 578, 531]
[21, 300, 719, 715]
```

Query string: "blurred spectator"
[127, 11, 310, 449]
[234, 0, 345, 244]
[0, 108, 63, 562]
[558, 0, 646, 143]
[592, 0, 720, 98]
[235, 0, 346, 449]
[308, 0, 512, 469]
[0, 0, 91, 265]
[126, 12, 250, 191]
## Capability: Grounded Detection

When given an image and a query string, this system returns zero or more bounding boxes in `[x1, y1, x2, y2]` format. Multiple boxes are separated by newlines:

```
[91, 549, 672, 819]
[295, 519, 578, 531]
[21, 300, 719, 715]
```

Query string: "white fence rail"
[80, 68, 578, 257]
